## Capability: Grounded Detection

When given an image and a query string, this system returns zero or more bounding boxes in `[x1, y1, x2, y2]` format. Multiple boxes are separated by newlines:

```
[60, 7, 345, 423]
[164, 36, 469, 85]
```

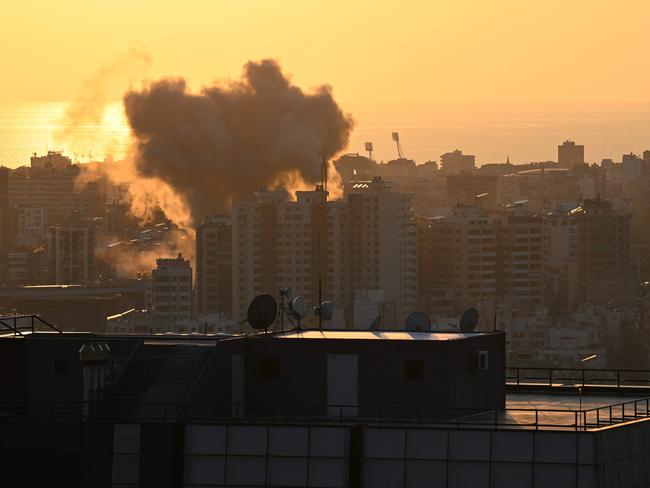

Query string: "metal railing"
[506, 366, 650, 389]
[583, 397, 650, 429]
[2, 399, 649, 431]
[0, 314, 62, 336]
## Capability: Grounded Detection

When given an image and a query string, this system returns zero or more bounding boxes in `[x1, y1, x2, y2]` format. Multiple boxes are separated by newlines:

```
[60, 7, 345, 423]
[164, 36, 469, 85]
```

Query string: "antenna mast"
[391, 132, 404, 159]
[320, 152, 328, 191]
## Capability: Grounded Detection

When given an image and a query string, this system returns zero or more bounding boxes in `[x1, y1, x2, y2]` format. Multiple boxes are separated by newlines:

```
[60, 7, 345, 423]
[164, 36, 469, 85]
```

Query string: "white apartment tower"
[232, 179, 415, 328]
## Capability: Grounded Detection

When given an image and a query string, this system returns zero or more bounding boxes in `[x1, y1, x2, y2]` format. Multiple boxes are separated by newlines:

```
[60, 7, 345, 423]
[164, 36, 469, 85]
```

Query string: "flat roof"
[271, 330, 485, 341]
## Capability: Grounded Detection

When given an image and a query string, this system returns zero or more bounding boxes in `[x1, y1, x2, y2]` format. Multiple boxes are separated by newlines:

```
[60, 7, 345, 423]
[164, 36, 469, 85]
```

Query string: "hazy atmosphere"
[1, 1, 650, 486]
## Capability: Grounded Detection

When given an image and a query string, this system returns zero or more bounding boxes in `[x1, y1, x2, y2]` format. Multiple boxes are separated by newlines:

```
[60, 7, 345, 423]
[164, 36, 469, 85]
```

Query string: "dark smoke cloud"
[123, 59, 354, 224]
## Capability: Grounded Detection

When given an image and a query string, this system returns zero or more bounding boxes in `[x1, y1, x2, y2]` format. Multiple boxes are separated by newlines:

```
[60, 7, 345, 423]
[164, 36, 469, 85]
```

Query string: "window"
[259, 357, 280, 378]
[404, 360, 424, 381]
[54, 359, 69, 375]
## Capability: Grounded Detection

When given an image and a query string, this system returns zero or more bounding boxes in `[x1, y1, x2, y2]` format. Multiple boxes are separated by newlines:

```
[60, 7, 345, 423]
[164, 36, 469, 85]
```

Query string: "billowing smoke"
[122, 59, 354, 225]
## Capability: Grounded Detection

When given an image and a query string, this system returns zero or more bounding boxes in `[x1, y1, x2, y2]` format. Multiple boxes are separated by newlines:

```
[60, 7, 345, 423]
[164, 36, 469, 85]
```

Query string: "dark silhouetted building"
[558, 140, 584, 169]
[196, 216, 232, 317]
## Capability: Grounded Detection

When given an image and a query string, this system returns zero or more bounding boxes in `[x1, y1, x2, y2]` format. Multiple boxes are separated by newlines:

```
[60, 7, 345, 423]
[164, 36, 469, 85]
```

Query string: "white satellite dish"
[289, 296, 308, 320]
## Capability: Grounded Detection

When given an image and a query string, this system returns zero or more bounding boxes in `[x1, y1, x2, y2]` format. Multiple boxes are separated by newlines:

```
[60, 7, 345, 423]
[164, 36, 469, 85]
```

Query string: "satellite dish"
[370, 315, 382, 330]
[314, 301, 333, 321]
[405, 312, 431, 332]
[247, 294, 278, 330]
[460, 308, 479, 332]
[289, 296, 308, 320]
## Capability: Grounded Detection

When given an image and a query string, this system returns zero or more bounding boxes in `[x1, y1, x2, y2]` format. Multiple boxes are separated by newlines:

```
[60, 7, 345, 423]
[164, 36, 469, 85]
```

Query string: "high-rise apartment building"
[417, 202, 546, 318]
[151, 254, 193, 324]
[448, 205, 498, 312]
[196, 216, 232, 317]
[47, 214, 97, 284]
[575, 199, 637, 304]
[233, 187, 333, 327]
[558, 140, 584, 169]
[9, 153, 106, 228]
[497, 202, 545, 309]
[345, 177, 416, 326]
[546, 199, 637, 313]
[415, 216, 455, 318]
[232, 179, 415, 327]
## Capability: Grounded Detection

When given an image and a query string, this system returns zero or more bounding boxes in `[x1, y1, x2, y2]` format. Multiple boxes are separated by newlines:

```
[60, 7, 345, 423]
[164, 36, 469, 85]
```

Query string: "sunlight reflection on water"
[1, 101, 650, 168]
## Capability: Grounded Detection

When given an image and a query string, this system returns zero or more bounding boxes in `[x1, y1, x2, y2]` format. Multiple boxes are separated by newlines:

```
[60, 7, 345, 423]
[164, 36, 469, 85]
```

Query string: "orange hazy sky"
[2, 0, 649, 104]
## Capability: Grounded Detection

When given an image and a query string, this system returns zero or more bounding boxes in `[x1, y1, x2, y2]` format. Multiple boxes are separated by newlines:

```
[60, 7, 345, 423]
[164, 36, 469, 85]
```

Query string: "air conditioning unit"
[472, 351, 489, 371]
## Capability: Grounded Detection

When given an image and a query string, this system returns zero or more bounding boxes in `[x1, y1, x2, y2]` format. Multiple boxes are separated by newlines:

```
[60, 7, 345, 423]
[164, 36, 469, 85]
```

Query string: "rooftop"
[271, 330, 488, 341]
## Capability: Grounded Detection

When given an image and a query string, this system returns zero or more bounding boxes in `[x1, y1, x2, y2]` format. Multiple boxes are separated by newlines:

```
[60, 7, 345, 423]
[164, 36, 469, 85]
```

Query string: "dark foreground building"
[0, 324, 650, 487]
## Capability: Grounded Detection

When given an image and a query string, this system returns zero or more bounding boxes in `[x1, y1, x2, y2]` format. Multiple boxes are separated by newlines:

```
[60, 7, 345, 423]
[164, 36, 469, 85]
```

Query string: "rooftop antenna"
[391, 132, 404, 159]
[365, 142, 374, 162]
[320, 151, 328, 191]
[279, 287, 291, 331]
[317, 233, 323, 329]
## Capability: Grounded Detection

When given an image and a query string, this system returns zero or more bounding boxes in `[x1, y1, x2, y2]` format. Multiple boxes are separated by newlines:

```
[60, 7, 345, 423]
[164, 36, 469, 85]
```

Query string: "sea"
[1, 100, 649, 167]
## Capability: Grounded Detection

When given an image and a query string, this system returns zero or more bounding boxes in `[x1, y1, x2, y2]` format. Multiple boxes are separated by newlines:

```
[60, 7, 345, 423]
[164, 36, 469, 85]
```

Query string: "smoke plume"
[55, 43, 151, 155]
[122, 59, 354, 225]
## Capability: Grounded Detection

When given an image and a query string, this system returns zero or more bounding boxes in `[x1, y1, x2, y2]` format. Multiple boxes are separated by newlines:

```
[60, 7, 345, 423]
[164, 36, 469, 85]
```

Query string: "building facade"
[232, 179, 415, 328]
[151, 254, 193, 325]
[196, 216, 232, 317]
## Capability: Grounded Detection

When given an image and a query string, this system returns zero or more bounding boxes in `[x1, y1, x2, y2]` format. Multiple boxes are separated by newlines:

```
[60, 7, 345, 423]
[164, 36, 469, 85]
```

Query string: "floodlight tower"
[392, 132, 404, 159]
[365, 142, 374, 162]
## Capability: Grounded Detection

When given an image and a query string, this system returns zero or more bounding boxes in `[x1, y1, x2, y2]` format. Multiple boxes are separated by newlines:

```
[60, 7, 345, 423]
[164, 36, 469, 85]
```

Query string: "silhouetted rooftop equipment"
[405, 311, 431, 332]
[246, 294, 278, 331]
[460, 307, 479, 332]
[370, 315, 382, 330]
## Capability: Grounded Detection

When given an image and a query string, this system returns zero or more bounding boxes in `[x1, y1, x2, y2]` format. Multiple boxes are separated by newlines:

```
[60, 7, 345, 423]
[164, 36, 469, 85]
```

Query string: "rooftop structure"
[0, 325, 649, 486]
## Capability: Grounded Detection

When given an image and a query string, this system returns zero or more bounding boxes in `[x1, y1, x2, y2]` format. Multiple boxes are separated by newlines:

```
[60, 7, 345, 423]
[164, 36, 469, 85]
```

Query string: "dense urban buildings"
[230, 179, 415, 328]
[0, 141, 647, 368]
